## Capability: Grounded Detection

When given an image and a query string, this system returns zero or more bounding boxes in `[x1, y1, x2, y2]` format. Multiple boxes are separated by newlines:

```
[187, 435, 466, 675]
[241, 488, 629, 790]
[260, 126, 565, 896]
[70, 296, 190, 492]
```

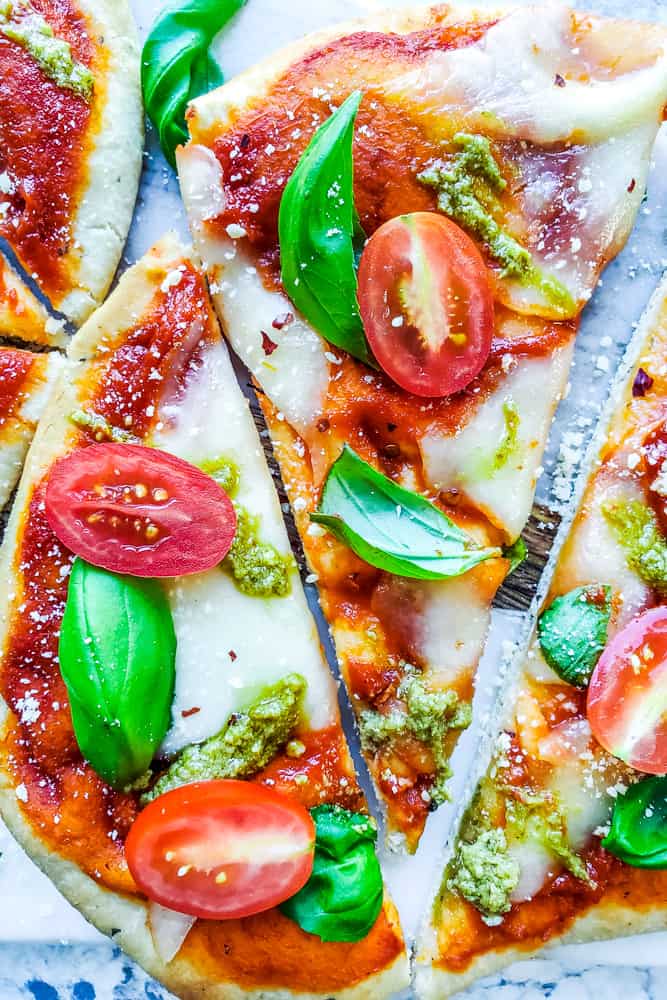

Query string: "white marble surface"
[2, 0, 667, 997]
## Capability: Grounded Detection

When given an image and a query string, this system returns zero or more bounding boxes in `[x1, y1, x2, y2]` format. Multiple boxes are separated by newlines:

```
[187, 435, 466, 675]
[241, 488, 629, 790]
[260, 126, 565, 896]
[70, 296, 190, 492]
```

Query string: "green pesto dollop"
[448, 828, 520, 918]
[466, 397, 520, 482]
[69, 409, 137, 444]
[359, 672, 471, 806]
[199, 456, 240, 497]
[504, 789, 592, 885]
[418, 133, 574, 315]
[143, 673, 306, 803]
[224, 504, 292, 598]
[0, 1, 93, 100]
[603, 498, 667, 597]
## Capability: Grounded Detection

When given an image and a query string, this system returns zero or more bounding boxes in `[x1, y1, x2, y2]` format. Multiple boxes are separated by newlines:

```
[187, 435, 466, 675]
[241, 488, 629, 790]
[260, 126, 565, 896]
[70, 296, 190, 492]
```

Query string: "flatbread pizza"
[0, 233, 407, 999]
[178, 2, 667, 850]
[415, 273, 667, 998]
[0, 0, 142, 325]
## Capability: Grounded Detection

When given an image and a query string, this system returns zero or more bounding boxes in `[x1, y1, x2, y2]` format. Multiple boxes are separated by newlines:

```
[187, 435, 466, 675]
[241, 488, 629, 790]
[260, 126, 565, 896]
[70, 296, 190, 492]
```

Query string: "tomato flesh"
[358, 212, 494, 397]
[588, 606, 667, 774]
[126, 780, 315, 920]
[45, 443, 236, 577]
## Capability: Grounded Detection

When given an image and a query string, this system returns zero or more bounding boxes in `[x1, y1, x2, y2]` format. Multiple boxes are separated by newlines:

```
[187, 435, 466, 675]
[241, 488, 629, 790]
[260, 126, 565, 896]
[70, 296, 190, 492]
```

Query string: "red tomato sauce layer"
[0, 349, 37, 425]
[0, 0, 95, 299]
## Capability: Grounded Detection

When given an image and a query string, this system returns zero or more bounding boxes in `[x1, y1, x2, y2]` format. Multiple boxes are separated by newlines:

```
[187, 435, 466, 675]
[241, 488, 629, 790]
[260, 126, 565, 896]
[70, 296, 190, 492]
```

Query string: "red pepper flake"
[229, 649, 237, 661]
[628, 178, 637, 193]
[240, 133, 250, 149]
[554, 73, 566, 87]
[632, 367, 653, 397]
[261, 331, 278, 356]
[181, 707, 201, 718]
[316, 417, 330, 433]
[272, 312, 294, 330]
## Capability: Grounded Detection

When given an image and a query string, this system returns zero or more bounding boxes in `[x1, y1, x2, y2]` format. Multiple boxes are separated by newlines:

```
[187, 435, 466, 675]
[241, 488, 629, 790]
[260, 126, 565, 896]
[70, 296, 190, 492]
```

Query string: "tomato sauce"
[0, 349, 37, 425]
[0, 0, 95, 300]
[438, 845, 667, 973]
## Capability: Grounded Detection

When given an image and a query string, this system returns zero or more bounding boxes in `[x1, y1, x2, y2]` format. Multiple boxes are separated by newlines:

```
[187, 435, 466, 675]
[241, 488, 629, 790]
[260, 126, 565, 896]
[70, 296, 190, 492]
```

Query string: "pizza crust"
[0, 256, 65, 346]
[49, 0, 143, 325]
[0, 232, 408, 1000]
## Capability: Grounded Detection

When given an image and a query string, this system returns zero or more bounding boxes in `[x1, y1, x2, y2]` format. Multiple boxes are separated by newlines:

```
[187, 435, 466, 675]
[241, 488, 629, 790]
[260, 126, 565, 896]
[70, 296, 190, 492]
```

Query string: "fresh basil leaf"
[279, 91, 373, 365]
[280, 805, 383, 941]
[142, 0, 246, 168]
[537, 584, 612, 688]
[310, 445, 501, 580]
[504, 537, 527, 576]
[603, 775, 667, 868]
[59, 558, 176, 789]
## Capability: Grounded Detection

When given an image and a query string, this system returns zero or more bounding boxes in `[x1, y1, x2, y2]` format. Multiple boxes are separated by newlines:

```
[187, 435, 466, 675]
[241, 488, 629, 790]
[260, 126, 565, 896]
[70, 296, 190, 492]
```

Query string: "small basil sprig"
[280, 805, 383, 941]
[279, 91, 372, 365]
[603, 776, 667, 868]
[310, 445, 502, 580]
[142, 0, 246, 167]
[59, 558, 176, 789]
[537, 584, 612, 688]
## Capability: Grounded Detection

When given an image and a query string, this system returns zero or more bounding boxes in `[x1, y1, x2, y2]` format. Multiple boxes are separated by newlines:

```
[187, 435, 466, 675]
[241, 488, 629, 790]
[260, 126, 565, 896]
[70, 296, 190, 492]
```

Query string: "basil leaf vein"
[279, 91, 373, 365]
[603, 775, 667, 868]
[142, 0, 246, 168]
[280, 805, 383, 941]
[537, 584, 612, 688]
[311, 445, 502, 580]
[58, 558, 176, 789]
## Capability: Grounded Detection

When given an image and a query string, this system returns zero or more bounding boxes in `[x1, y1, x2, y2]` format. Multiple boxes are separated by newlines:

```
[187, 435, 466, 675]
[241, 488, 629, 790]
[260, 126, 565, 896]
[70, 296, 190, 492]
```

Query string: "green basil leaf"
[603, 775, 667, 868]
[279, 91, 373, 365]
[504, 536, 527, 576]
[310, 445, 502, 580]
[537, 584, 612, 688]
[280, 805, 383, 942]
[59, 558, 176, 789]
[142, 0, 246, 168]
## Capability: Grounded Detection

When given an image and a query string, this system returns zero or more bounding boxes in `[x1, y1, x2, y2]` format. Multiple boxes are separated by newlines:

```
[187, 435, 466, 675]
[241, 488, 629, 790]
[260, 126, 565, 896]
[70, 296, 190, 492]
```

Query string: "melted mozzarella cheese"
[153, 339, 337, 756]
[508, 837, 557, 904]
[148, 903, 195, 964]
[420, 347, 572, 541]
[411, 577, 492, 686]
[390, 5, 667, 146]
[557, 472, 652, 631]
[178, 145, 330, 436]
[548, 761, 613, 851]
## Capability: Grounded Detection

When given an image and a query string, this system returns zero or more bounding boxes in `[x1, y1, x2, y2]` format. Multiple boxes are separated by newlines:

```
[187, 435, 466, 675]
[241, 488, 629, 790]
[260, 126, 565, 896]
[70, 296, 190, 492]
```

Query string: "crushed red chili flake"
[316, 417, 330, 433]
[272, 312, 294, 330]
[229, 649, 237, 661]
[261, 331, 279, 356]
[628, 178, 637, 193]
[181, 707, 201, 718]
[633, 367, 654, 397]
[554, 73, 566, 87]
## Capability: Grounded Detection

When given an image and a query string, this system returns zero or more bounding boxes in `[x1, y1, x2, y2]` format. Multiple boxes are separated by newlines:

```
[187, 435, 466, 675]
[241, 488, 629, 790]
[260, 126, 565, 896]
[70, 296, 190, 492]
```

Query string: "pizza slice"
[0, 0, 142, 325]
[415, 274, 667, 998]
[0, 233, 407, 1000]
[177, 3, 667, 849]
[0, 255, 65, 347]
[0, 346, 62, 509]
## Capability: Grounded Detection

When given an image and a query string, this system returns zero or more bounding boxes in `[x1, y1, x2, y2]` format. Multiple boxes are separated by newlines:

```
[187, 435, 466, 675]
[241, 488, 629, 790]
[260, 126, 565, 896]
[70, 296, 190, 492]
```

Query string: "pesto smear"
[603, 498, 667, 596]
[143, 673, 306, 802]
[69, 409, 138, 444]
[0, 0, 94, 100]
[465, 396, 520, 482]
[448, 828, 520, 917]
[359, 672, 471, 806]
[418, 133, 575, 315]
[200, 457, 293, 599]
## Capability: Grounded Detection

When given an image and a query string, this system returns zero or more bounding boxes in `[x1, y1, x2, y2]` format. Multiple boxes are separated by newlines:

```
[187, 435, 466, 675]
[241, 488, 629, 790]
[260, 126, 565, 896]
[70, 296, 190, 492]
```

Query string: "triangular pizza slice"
[415, 274, 667, 998]
[0, 255, 65, 347]
[0, 0, 142, 324]
[178, 3, 667, 849]
[0, 234, 407, 999]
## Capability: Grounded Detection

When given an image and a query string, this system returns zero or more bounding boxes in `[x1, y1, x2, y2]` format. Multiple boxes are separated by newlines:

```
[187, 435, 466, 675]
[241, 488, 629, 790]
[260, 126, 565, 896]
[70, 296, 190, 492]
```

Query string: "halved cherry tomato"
[126, 780, 315, 920]
[358, 213, 494, 397]
[45, 443, 236, 577]
[587, 606, 667, 774]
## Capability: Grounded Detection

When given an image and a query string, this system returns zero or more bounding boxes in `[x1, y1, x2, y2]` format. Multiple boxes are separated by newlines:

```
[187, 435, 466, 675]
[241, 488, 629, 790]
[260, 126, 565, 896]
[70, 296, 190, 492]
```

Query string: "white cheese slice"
[508, 837, 557, 904]
[177, 144, 330, 437]
[420, 346, 572, 541]
[389, 5, 667, 146]
[152, 339, 337, 756]
[411, 576, 492, 687]
[148, 902, 195, 964]
[557, 471, 653, 631]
